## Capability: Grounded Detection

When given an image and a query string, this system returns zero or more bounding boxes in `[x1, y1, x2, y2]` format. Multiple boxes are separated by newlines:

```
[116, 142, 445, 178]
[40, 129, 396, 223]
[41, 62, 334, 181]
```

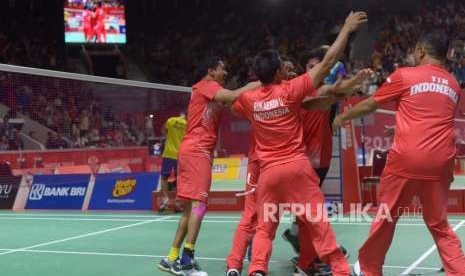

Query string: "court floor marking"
[159, 219, 459, 227]
[0, 217, 149, 222]
[0, 213, 463, 222]
[0, 213, 165, 218]
[0, 216, 450, 226]
[401, 219, 465, 275]
[0, 247, 439, 271]
[0, 216, 173, 256]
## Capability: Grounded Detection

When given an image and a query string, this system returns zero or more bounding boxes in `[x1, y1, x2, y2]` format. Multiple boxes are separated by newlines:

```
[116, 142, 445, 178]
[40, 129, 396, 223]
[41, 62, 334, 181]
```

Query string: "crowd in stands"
[0, 114, 23, 151]
[364, 0, 465, 88]
[0, 0, 464, 151]
[2, 73, 154, 150]
[0, 0, 60, 70]
[131, 0, 350, 87]
[130, 0, 465, 90]
[39, 96, 153, 150]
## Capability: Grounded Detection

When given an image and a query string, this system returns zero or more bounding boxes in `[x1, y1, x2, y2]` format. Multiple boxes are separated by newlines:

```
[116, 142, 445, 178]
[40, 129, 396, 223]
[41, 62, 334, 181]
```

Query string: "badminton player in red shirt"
[282, 50, 349, 265]
[225, 58, 371, 276]
[158, 56, 259, 276]
[225, 58, 297, 276]
[232, 12, 367, 276]
[334, 32, 465, 276]
[94, 1, 106, 43]
[294, 67, 373, 276]
[82, 5, 94, 42]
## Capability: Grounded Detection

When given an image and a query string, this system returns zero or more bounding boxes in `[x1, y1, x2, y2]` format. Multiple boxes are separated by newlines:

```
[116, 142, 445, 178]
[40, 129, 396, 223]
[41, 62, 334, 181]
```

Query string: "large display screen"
[64, 0, 126, 44]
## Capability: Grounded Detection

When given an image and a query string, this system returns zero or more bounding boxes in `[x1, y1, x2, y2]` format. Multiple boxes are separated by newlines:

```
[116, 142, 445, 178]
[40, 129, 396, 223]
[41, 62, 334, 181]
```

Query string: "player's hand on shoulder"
[245, 81, 261, 90]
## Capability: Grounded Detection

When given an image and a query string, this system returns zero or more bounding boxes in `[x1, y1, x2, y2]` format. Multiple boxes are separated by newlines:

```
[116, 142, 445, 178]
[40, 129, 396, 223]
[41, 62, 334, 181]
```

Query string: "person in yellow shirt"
[159, 112, 187, 213]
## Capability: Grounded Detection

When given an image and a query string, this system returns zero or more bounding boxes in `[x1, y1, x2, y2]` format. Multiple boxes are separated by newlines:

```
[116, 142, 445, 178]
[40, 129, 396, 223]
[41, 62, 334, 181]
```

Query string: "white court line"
[0, 217, 461, 227]
[159, 219, 452, 227]
[401, 219, 465, 275]
[0, 248, 234, 262]
[0, 217, 148, 222]
[0, 216, 173, 256]
[0, 216, 441, 226]
[0, 213, 164, 218]
[0, 248, 440, 271]
[0, 213, 463, 222]
[0, 213, 239, 220]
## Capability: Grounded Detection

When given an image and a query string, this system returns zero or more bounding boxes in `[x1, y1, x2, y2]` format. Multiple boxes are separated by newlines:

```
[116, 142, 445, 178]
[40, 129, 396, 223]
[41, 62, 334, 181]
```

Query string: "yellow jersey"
[162, 116, 187, 159]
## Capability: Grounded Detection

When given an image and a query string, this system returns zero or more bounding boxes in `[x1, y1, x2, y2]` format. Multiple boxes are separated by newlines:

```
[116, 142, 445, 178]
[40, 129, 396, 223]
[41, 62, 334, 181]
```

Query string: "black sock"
[181, 247, 195, 264]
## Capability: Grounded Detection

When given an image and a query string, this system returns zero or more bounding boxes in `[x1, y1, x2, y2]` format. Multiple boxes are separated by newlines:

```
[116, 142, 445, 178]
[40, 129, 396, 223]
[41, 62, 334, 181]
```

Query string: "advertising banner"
[0, 176, 22, 209]
[212, 158, 241, 180]
[89, 172, 159, 210]
[26, 174, 90, 209]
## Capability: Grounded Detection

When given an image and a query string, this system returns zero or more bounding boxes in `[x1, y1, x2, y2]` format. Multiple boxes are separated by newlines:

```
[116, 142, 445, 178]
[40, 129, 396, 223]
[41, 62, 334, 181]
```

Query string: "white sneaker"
[225, 268, 241, 276]
[353, 261, 363, 276]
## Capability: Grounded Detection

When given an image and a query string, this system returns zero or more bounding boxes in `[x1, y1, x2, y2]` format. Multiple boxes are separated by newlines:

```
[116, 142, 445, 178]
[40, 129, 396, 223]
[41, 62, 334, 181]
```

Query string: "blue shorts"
[161, 158, 178, 178]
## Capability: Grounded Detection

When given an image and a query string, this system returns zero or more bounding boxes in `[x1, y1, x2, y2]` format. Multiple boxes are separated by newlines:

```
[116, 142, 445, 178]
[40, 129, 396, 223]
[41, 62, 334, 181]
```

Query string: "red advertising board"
[152, 191, 244, 212]
[0, 147, 160, 173]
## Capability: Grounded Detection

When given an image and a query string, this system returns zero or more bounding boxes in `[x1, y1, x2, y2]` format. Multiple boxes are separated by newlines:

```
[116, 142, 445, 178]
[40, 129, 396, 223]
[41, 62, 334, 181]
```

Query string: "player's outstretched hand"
[343, 11, 368, 33]
[355, 68, 374, 83]
[331, 68, 373, 99]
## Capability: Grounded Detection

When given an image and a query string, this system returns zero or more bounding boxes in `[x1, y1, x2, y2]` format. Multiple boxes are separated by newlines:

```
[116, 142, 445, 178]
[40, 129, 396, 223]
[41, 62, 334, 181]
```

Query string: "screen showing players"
[64, 0, 126, 44]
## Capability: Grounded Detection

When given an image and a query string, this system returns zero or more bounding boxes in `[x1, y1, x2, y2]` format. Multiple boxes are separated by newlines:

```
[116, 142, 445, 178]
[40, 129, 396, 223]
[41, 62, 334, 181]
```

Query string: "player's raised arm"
[301, 68, 373, 110]
[308, 11, 367, 87]
[213, 81, 261, 106]
[301, 94, 338, 111]
[331, 68, 373, 97]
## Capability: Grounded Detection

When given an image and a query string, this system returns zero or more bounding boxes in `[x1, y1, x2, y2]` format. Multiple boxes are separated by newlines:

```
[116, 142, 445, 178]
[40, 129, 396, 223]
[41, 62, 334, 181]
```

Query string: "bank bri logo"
[29, 184, 46, 200]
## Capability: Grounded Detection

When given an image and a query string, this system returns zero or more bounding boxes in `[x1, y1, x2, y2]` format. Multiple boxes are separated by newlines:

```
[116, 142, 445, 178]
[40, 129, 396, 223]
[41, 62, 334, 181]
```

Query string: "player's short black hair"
[280, 55, 291, 63]
[253, 50, 282, 85]
[195, 56, 222, 82]
[417, 31, 449, 61]
[308, 45, 329, 61]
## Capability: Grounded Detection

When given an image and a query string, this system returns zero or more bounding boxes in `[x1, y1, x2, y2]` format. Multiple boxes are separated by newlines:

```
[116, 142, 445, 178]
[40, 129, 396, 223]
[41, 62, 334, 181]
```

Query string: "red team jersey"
[180, 80, 224, 158]
[373, 64, 460, 181]
[83, 10, 92, 29]
[301, 110, 333, 168]
[95, 8, 105, 30]
[233, 74, 316, 170]
[248, 134, 258, 162]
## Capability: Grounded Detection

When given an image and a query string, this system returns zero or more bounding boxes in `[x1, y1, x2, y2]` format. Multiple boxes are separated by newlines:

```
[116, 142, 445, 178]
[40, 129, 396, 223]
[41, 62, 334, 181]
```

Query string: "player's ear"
[207, 68, 215, 77]
[417, 43, 427, 60]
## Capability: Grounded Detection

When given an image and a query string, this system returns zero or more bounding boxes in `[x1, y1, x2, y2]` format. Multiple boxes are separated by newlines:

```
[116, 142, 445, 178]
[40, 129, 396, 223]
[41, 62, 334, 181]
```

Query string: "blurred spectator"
[0, 136, 9, 150]
[56, 133, 69, 149]
[453, 58, 465, 86]
[46, 132, 56, 149]
[145, 114, 154, 137]
[9, 134, 24, 150]
[80, 109, 90, 136]
[0, 114, 11, 137]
